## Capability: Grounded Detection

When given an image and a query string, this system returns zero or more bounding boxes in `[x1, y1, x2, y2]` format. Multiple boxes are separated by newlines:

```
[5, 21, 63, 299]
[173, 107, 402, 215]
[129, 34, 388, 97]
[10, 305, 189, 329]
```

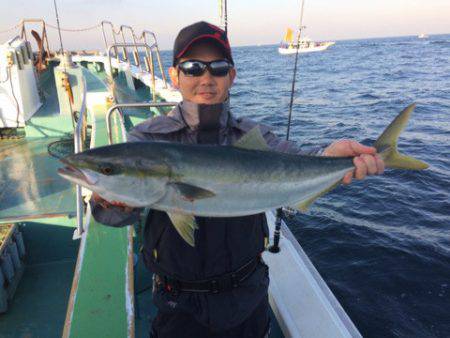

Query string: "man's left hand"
[322, 140, 385, 185]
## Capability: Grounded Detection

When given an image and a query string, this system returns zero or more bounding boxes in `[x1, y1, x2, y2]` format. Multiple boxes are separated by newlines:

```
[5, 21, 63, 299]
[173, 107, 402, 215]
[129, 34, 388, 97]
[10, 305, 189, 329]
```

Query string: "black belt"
[156, 256, 261, 294]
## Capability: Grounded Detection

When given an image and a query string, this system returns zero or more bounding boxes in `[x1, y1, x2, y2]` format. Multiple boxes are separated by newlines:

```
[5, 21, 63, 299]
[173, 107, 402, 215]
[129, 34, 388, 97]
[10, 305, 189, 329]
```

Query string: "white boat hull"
[278, 42, 335, 54]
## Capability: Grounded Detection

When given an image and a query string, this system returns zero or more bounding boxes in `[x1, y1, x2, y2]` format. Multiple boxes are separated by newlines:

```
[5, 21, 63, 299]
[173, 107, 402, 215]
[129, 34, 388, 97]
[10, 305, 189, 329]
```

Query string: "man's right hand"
[91, 192, 135, 213]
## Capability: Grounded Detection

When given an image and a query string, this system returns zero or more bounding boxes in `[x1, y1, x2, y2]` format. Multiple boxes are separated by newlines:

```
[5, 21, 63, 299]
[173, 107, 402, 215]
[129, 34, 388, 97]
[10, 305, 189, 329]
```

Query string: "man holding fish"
[59, 21, 425, 338]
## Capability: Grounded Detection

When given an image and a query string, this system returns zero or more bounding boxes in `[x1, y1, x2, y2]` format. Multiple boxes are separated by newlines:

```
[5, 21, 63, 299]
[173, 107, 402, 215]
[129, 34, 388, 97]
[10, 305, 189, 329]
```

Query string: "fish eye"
[99, 165, 114, 175]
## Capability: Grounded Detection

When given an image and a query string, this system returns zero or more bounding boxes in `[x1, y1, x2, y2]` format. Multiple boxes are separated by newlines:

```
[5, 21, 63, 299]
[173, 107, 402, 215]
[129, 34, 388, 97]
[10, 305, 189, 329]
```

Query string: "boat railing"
[140, 30, 168, 88]
[73, 77, 88, 238]
[100, 21, 119, 58]
[106, 42, 160, 101]
[17, 18, 52, 68]
[101, 22, 168, 89]
[105, 102, 178, 144]
[118, 25, 140, 67]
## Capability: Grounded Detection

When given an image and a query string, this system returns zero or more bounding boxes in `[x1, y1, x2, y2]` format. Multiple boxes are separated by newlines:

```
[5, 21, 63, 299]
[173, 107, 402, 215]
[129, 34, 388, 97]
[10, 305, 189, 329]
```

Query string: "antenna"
[53, 0, 65, 54]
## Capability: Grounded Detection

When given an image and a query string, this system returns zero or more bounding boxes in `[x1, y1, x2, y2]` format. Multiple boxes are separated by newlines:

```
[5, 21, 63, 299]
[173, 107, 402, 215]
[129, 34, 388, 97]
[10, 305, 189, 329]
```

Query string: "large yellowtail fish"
[58, 104, 428, 246]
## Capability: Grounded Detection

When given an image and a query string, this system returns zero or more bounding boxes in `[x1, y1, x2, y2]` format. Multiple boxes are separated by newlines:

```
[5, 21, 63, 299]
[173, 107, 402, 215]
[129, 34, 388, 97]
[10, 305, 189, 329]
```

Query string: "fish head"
[57, 144, 170, 206]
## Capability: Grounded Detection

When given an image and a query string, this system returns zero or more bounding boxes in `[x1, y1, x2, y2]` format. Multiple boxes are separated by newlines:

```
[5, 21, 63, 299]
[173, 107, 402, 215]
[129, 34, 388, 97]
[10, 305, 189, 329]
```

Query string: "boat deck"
[0, 218, 78, 337]
[0, 137, 76, 222]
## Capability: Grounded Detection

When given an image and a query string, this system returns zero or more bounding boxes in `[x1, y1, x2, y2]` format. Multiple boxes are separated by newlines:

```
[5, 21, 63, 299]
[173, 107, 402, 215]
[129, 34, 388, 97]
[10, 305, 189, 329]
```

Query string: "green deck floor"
[0, 138, 76, 222]
[0, 219, 78, 338]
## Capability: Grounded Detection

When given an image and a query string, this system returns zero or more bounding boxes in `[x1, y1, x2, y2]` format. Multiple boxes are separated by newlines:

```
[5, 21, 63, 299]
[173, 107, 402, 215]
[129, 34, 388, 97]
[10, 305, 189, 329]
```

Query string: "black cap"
[173, 21, 233, 66]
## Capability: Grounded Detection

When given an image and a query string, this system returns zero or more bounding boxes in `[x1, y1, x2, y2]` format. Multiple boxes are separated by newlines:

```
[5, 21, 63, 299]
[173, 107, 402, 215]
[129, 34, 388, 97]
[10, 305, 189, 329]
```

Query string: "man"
[91, 21, 384, 337]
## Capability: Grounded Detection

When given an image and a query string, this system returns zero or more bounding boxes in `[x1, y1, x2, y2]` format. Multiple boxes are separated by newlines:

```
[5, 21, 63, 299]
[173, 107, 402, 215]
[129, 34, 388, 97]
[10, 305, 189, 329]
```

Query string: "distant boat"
[278, 27, 334, 54]
[418, 33, 429, 39]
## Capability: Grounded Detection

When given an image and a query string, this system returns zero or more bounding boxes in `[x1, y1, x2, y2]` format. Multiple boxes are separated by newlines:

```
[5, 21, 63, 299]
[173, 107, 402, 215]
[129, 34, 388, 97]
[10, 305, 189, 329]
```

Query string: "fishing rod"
[269, 0, 306, 253]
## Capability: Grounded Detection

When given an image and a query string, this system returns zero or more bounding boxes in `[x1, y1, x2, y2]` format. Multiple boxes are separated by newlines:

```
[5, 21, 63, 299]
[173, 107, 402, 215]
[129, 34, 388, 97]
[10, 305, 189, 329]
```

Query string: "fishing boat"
[278, 28, 335, 54]
[0, 18, 360, 337]
[417, 33, 429, 39]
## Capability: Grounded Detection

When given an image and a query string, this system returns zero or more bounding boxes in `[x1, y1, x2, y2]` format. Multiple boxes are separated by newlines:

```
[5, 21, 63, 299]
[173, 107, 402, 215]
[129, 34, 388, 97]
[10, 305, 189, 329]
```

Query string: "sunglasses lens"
[209, 60, 232, 77]
[179, 61, 206, 76]
[178, 60, 232, 77]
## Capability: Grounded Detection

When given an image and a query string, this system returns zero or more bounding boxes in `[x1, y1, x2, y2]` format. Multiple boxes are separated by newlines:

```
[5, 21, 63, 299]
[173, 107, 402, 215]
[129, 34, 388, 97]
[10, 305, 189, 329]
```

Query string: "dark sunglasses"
[177, 59, 233, 77]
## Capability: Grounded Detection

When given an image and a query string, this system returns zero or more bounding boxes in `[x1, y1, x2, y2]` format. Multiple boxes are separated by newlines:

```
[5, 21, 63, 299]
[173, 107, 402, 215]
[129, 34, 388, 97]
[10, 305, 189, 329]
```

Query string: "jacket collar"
[169, 99, 231, 131]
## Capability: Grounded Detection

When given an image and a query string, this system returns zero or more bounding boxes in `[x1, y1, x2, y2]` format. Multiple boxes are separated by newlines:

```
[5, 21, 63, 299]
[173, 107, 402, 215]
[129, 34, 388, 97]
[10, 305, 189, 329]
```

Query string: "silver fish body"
[59, 141, 353, 216]
[58, 104, 429, 246]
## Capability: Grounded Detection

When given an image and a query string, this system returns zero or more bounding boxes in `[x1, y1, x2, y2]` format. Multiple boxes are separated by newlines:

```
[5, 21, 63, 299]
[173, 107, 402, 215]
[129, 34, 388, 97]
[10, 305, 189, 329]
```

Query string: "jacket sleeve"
[90, 200, 142, 227]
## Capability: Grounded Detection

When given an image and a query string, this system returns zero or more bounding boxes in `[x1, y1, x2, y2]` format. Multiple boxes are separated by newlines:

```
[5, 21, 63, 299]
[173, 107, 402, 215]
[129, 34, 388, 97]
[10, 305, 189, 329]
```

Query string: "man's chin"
[196, 93, 221, 104]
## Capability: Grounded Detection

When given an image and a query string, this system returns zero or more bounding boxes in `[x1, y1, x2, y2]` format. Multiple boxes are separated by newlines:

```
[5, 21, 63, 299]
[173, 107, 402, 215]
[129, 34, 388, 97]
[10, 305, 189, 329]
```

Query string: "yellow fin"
[167, 212, 198, 247]
[294, 180, 342, 212]
[374, 104, 428, 170]
[234, 126, 270, 151]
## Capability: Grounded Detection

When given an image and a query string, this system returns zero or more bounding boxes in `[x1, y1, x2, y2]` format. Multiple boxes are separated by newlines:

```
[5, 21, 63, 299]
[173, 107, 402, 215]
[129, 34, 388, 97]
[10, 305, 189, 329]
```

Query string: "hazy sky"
[1, 0, 449, 50]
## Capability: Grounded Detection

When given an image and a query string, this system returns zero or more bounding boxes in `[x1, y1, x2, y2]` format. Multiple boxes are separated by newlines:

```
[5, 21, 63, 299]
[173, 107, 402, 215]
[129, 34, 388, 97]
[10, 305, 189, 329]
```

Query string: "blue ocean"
[160, 35, 450, 337]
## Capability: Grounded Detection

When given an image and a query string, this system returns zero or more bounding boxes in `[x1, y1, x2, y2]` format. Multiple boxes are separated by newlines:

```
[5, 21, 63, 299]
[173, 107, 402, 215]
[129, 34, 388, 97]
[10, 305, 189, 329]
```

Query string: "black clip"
[210, 280, 219, 294]
[231, 273, 238, 288]
[171, 279, 181, 296]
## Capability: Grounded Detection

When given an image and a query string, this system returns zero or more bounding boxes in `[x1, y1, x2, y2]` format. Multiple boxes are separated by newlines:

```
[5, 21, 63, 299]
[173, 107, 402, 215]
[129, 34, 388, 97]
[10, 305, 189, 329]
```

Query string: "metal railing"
[141, 30, 167, 88]
[19, 19, 52, 56]
[106, 102, 177, 144]
[119, 25, 140, 67]
[101, 22, 168, 91]
[101, 21, 119, 58]
[73, 77, 88, 237]
[106, 43, 159, 101]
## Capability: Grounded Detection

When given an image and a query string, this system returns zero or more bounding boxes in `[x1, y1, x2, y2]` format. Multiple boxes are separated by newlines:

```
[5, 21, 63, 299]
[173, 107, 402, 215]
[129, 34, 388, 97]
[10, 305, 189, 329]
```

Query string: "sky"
[1, 0, 450, 51]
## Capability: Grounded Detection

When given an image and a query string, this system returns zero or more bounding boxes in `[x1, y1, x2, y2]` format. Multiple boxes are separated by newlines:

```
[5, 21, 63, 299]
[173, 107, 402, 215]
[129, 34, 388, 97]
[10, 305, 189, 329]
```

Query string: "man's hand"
[91, 192, 135, 213]
[323, 140, 385, 185]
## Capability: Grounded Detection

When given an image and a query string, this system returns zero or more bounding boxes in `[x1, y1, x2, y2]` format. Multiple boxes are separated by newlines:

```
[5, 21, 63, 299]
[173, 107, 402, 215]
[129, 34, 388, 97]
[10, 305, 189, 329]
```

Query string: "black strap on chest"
[156, 256, 260, 294]
[197, 104, 221, 144]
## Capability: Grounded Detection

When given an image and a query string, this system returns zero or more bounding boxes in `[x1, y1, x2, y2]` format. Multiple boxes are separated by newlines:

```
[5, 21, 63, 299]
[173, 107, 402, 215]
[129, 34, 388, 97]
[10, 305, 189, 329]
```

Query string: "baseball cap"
[172, 21, 234, 66]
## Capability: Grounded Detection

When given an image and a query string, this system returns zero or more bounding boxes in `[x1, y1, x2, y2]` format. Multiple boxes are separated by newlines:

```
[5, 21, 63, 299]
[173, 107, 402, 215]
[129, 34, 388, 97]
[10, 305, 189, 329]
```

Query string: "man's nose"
[198, 69, 216, 84]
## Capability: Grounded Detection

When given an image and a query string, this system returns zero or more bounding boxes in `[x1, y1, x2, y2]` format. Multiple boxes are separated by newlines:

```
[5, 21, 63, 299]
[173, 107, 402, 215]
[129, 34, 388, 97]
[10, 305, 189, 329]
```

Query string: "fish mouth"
[58, 158, 95, 185]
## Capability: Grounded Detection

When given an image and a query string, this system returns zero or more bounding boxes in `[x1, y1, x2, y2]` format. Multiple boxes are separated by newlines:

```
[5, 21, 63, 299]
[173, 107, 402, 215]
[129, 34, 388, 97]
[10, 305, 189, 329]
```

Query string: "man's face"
[169, 41, 236, 105]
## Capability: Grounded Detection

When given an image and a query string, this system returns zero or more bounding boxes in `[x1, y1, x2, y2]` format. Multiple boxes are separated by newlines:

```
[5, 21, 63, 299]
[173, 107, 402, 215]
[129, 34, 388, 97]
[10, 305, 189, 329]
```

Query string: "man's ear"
[229, 67, 236, 86]
[168, 67, 179, 88]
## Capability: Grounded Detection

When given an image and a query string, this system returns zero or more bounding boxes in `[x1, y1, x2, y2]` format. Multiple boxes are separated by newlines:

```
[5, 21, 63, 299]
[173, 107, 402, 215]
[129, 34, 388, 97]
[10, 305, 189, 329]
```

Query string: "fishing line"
[270, 0, 306, 253]
[286, 0, 305, 141]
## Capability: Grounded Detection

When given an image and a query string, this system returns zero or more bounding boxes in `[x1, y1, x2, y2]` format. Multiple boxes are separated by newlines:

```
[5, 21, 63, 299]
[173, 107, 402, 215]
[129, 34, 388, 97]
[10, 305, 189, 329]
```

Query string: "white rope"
[0, 23, 21, 34]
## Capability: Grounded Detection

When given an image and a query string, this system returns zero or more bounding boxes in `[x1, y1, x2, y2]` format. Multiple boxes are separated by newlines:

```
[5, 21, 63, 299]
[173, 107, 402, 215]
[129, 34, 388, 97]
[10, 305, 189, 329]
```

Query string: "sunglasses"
[177, 59, 233, 77]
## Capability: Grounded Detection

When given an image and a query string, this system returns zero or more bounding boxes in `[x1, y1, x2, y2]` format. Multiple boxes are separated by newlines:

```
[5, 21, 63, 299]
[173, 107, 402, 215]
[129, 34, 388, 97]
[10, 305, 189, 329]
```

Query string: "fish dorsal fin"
[233, 126, 270, 151]
[167, 212, 198, 247]
[294, 179, 342, 212]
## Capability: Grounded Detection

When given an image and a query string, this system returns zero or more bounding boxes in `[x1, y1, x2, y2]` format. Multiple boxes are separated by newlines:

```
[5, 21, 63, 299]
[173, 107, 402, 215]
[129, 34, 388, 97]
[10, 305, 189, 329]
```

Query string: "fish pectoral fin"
[293, 180, 342, 212]
[374, 104, 428, 170]
[170, 182, 215, 201]
[167, 212, 198, 247]
[233, 126, 271, 151]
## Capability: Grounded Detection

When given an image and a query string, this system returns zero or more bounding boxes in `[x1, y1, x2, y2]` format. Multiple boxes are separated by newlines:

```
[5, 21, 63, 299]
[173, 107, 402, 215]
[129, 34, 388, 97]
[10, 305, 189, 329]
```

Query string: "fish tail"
[374, 103, 428, 170]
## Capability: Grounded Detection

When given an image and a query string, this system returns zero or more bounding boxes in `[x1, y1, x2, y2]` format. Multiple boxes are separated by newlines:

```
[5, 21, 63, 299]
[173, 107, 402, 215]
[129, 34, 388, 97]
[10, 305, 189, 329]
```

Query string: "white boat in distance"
[418, 33, 429, 39]
[279, 28, 335, 54]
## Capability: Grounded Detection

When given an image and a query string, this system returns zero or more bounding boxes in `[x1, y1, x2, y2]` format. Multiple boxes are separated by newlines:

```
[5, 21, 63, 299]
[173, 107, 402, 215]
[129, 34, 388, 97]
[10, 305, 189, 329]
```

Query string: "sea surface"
[160, 35, 450, 337]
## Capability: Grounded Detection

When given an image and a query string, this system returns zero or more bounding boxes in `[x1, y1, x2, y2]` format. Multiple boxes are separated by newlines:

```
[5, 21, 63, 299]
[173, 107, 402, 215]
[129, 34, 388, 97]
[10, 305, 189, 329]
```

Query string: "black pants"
[150, 296, 270, 338]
